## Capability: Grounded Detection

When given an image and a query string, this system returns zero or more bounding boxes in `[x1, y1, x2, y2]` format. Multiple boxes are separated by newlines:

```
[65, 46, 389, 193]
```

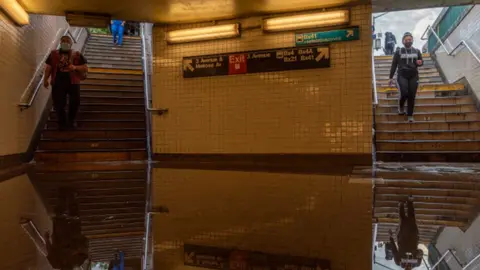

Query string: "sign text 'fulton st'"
[295, 26, 360, 46]
[182, 46, 330, 78]
[184, 244, 331, 270]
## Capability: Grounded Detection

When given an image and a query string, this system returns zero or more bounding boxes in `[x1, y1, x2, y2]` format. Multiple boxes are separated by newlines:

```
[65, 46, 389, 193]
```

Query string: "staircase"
[34, 34, 146, 163]
[31, 34, 148, 262]
[374, 54, 480, 162]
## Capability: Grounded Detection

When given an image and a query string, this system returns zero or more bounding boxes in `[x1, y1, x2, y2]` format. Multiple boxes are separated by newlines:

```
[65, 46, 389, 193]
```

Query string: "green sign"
[296, 26, 360, 46]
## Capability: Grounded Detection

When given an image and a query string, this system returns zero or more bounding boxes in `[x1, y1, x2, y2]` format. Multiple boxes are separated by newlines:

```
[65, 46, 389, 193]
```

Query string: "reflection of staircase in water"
[356, 164, 480, 244]
[28, 163, 147, 263]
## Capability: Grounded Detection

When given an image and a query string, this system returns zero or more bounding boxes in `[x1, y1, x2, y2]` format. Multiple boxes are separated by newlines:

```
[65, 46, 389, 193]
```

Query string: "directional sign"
[295, 26, 360, 46]
[183, 46, 330, 78]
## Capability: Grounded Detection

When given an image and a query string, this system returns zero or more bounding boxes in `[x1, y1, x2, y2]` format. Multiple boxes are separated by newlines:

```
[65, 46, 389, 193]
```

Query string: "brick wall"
[151, 5, 372, 154]
[0, 13, 86, 156]
[152, 168, 373, 270]
[0, 175, 52, 270]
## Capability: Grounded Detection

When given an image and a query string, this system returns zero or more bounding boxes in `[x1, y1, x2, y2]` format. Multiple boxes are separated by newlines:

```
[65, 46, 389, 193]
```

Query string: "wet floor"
[0, 162, 478, 269]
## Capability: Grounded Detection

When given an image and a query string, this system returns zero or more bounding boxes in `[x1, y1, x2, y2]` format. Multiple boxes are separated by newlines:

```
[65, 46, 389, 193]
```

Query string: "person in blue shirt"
[111, 20, 125, 46]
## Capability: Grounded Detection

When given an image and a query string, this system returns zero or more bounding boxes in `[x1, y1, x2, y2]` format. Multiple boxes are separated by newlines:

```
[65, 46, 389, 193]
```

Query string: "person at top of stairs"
[388, 197, 423, 269]
[111, 20, 125, 46]
[388, 32, 423, 123]
[44, 35, 89, 130]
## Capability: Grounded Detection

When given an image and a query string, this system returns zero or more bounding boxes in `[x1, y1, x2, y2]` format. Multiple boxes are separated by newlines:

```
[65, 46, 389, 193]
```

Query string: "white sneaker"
[408, 116, 414, 122]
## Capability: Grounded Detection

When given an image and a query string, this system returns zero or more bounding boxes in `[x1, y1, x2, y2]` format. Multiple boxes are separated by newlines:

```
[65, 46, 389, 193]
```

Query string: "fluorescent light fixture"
[0, 0, 29, 25]
[166, 24, 240, 44]
[263, 10, 349, 32]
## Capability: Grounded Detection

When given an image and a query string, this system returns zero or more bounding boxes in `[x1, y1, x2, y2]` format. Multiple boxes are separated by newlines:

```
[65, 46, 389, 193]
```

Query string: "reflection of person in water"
[389, 196, 423, 269]
[45, 187, 89, 269]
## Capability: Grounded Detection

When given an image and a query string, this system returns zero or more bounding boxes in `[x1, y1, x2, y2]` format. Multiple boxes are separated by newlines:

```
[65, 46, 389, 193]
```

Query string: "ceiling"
[18, 0, 480, 24]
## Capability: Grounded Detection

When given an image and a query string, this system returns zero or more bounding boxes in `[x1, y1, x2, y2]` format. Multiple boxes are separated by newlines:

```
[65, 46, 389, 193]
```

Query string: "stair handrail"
[421, 25, 480, 65]
[18, 27, 85, 110]
[20, 219, 47, 257]
[372, 49, 378, 105]
[463, 252, 480, 270]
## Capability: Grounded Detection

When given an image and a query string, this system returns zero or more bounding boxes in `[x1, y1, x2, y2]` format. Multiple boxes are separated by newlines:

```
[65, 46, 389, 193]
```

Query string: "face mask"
[60, 42, 71, 51]
[404, 42, 413, 48]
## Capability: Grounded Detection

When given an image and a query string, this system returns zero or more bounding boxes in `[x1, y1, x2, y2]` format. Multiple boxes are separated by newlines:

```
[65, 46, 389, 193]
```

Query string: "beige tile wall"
[151, 4, 372, 154]
[151, 169, 372, 270]
[0, 175, 52, 270]
[0, 14, 86, 156]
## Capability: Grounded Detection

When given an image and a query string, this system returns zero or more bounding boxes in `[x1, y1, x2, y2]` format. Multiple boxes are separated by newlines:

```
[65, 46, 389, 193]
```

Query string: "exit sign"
[296, 26, 360, 46]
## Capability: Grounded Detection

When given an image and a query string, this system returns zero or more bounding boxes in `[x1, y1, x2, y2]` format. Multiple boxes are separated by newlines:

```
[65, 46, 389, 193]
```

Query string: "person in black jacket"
[384, 32, 397, 55]
[388, 196, 423, 269]
[389, 32, 423, 122]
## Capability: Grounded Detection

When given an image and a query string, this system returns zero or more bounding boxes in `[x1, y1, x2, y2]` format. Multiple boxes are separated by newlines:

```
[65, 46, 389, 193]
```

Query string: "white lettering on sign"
[251, 52, 271, 59]
[200, 58, 219, 63]
[303, 33, 316, 39]
[284, 56, 297, 62]
[298, 48, 313, 55]
[196, 63, 215, 68]
[300, 55, 315, 61]
[229, 55, 246, 63]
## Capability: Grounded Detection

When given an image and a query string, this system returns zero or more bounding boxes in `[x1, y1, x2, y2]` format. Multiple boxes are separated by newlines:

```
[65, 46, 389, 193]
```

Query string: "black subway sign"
[183, 46, 330, 78]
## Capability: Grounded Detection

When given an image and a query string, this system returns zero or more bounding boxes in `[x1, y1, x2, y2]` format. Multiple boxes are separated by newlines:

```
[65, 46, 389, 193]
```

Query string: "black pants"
[385, 43, 395, 55]
[398, 200, 419, 251]
[397, 75, 419, 116]
[52, 84, 80, 127]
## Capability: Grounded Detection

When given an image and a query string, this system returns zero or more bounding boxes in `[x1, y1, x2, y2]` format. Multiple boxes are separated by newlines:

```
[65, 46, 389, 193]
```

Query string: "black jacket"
[389, 47, 423, 79]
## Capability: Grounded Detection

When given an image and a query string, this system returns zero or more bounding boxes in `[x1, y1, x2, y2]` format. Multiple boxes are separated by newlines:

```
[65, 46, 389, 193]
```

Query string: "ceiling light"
[0, 0, 29, 25]
[166, 24, 240, 44]
[263, 10, 349, 32]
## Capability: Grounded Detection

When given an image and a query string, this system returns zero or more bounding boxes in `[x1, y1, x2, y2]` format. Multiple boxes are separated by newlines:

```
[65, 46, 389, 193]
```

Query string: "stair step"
[87, 59, 143, 67]
[376, 72, 441, 80]
[86, 55, 142, 62]
[87, 73, 143, 81]
[34, 149, 146, 162]
[376, 178, 480, 190]
[376, 77, 443, 86]
[87, 63, 143, 70]
[376, 129, 480, 140]
[374, 208, 471, 219]
[378, 96, 473, 105]
[376, 217, 466, 227]
[33, 170, 145, 181]
[80, 96, 144, 105]
[82, 79, 143, 87]
[38, 138, 146, 151]
[80, 103, 145, 112]
[371, 168, 480, 183]
[377, 104, 476, 113]
[377, 90, 466, 99]
[377, 186, 479, 197]
[47, 119, 145, 129]
[85, 44, 142, 53]
[81, 84, 143, 91]
[50, 111, 145, 120]
[42, 128, 145, 140]
[377, 151, 480, 162]
[86, 41, 142, 48]
[80, 89, 144, 98]
[376, 112, 480, 122]
[376, 201, 476, 211]
[378, 83, 465, 93]
[85, 51, 143, 59]
[377, 140, 480, 151]
[376, 120, 480, 131]
[375, 68, 438, 75]
[375, 193, 478, 204]
[375, 62, 436, 68]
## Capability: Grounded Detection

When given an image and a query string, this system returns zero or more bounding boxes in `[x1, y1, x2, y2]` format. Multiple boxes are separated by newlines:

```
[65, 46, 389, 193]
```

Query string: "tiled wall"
[434, 6, 480, 102]
[0, 175, 52, 269]
[151, 169, 373, 270]
[151, 5, 373, 154]
[0, 13, 86, 156]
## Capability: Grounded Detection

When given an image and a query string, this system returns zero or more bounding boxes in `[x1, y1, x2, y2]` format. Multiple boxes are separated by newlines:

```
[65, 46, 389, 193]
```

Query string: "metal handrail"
[421, 25, 480, 65]
[463, 252, 480, 269]
[18, 27, 85, 110]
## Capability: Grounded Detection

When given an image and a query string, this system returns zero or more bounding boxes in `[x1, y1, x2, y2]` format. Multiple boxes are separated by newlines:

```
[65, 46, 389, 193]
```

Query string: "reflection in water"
[46, 187, 89, 269]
